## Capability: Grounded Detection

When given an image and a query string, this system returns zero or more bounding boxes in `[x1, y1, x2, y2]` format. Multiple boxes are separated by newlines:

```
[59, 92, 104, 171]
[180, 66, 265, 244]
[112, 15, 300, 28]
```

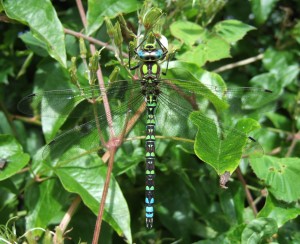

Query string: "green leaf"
[52, 149, 132, 243]
[262, 49, 299, 87]
[248, 73, 282, 108]
[0, 59, 13, 85]
[291, 20, 300, 45]
[250, 0, 279, 25]
[258, 194, 300, 227]
[178, 33, 230, 66]
[0, 179, 19, 224]
[0, 135, 30, 181]
[241, 217, 277, 244]
[170, 20, 204, 46]
[33, 62, 73, 142]
[250, 156, 300, 202]
[263, 48, 294, 71]
[86, 0, 140, 35]
[191, 115, 260, 175]
[19, 32, 48, 57]
[3, 0, 67, 67]
[157, 174, 193, 240]
[166, 63, 228, 111]
[25, 179, 71, 236]
[213, 19, 255, 43]
[219, 183, 245, 225]
[172, 19, 254, 66]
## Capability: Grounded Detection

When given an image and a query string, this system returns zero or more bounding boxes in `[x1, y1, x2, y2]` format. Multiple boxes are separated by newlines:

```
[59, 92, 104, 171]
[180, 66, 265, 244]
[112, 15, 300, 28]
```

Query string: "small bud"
[105, 17, 114, 38]
[109, 66, 120, 83]
[89, 51, 100, 85]
[79, 38, 87, 59]
[118, 14, 127, 29]
[153, 14, 165, 34]
[118, 14, 135, 38]
[129, 41, 136, 53]
[69, 57, 78, 87]
[113, 22, 123, 47]
[143, 7, 162, 30]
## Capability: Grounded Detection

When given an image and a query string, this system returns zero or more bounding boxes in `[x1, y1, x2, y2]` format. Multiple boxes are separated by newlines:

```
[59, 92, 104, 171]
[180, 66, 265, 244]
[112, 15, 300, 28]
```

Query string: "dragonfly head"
[143, 43, 156, 51]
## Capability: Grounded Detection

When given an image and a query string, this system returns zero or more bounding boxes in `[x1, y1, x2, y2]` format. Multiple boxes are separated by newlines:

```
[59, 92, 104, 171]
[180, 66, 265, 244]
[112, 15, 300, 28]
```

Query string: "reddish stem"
[236, 167, 258, 215]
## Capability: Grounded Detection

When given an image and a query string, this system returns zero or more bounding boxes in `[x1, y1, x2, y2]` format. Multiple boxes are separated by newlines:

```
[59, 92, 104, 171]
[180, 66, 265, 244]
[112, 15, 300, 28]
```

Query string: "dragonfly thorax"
[137, 48, 163, 61]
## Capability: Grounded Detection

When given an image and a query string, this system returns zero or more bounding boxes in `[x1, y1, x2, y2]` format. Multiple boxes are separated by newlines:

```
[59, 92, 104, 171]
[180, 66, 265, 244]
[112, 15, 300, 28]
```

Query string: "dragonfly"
[18, 33, 276, 229]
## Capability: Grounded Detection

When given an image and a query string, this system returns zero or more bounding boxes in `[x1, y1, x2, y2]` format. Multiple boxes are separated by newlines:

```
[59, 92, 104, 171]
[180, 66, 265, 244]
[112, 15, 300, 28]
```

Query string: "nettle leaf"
[170, 20, 204, 46]
[178, 33, 230, 67]
[3, 0, 67, 67]
[258, 194, 300, 227]
[250, 0, 279, 25]
[172, 20, 254, 66]
[51, 149, 132, 243]
[86, 0, 140, 35]
[191, 115, 260, 175]
[250, 156, 300, 202]
[212, 19, 255, 43]
[241, 217, 278, 244]
[0, 134, 30, 181]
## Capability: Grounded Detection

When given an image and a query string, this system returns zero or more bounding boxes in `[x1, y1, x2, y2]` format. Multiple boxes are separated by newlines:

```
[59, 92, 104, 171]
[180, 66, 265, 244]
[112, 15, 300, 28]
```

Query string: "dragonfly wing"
[17, 81, 142, 118]
[35, 83, 146, 163]
[156, 80, 270, 173]
[159, 79, 278, 112]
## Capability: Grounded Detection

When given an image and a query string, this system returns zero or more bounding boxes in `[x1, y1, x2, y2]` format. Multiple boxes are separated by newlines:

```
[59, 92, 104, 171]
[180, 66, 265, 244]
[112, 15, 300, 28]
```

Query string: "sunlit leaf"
[0, 135, 30, 181]
[86, 0, 140, 35]
[170, 20, 204, 46]
[52, 149, 132, 243]
[213, 20, 255, 43]
[191, 116, 261, 175]
[250, 156, 300, 202]
[3, 0, 67, 67]
[258, 194, 300, 227]
[241, 217, 277, 243]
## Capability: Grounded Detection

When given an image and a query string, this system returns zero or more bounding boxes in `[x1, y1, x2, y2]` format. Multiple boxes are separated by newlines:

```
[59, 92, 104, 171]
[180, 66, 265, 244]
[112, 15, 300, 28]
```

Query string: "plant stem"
[213, 53, 264, 73]
[64, 28, 129, 58]
[285, 131, 300, 157]
[75, 0, 118, 241]
[54, 196, 81, 242]
[236, 167, 258, 216]
[12, 114, 41, 126]
[92, 147, 116, 244]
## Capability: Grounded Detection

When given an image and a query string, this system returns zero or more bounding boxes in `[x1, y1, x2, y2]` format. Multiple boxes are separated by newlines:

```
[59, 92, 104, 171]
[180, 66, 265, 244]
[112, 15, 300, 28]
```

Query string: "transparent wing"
[17, 81, 142, 118]
[154, 78, 277, 160]
[158, 78, 277, 111]
[18, 78, 276, 164]
[18, 81, 147, 163]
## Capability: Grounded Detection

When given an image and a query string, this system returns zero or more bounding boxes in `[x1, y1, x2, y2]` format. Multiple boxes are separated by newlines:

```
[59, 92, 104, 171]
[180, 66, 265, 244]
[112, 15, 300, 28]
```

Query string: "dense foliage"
[0, 0, 300, 243]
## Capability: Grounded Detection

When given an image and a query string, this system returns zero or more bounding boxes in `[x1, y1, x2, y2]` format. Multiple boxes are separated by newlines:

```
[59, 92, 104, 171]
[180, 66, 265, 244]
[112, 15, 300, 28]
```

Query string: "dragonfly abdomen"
[145, 92, 158, 229]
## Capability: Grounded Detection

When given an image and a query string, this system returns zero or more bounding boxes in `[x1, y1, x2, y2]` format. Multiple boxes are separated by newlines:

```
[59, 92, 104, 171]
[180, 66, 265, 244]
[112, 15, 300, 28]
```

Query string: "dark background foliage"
[0, 0, 300, 243]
